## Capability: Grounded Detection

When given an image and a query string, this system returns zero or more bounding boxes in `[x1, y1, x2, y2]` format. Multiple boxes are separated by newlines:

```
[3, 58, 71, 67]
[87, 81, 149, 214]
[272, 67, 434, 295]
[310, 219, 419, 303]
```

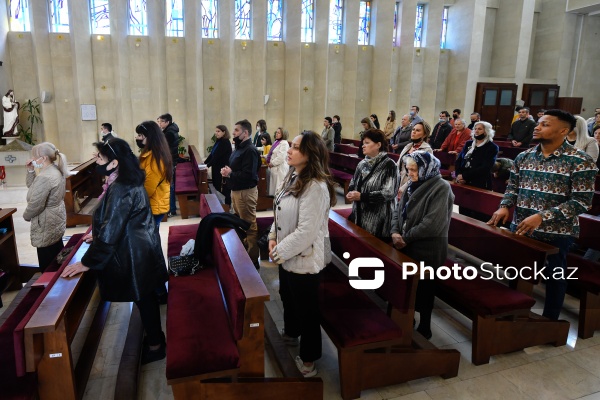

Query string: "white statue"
[2, 90, 20, 137]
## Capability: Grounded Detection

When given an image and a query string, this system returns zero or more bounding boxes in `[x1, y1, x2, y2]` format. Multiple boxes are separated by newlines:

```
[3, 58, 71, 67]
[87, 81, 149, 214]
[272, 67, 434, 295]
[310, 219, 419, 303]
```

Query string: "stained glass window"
[90, 0, 109, 34]
[201, 0, 218, 38]
[267, 0, 282, 41]
[301, 0, 314, 43]
[358, 1, 370, 45]
[440, 6, 449, 49]
[50, 0, 70, 33]
[166, 0, 184, 37]
[235, 0, 251, 40]
[9, 0, 30, 31]
[328, 0, 343, 44]
[414, 4, 424, 47]
[393, 1, 399, 46]
[129, 0, 147, 36]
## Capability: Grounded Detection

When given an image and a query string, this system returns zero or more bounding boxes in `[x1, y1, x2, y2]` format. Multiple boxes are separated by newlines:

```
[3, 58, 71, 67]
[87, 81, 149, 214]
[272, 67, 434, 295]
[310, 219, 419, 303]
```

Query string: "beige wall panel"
[300, 45, 315, 134]
[573, 15, 600, 118]
[201, 39, 223, 152]
[165, 38, 187, 140]
[480, 7, 496, 78]
[354, 46, 373, 135]
[91, 38, 117, 143]
[265, 42, 286, 130]
[233, 40, 255, 121]
[7, 34, 38, 107]
[128, 37, 152, 131]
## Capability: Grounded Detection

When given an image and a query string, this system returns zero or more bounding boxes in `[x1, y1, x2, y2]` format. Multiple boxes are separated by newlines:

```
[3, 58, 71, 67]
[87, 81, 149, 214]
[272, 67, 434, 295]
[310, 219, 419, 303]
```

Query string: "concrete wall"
[1, 0, 599, 163]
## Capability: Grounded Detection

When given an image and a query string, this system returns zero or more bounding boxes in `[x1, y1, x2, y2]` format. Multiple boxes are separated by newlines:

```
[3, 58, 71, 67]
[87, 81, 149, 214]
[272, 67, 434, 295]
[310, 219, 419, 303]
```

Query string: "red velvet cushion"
[568, 253, 600, 294]
[166, 270, 240, 380]
[330, 169, 353, 181]
[319, 266, 402, 347]
[177, 163, 193, 172]
[437, 276, 536, 315]
[175, 177, 197, 194]
[168, 225, 199, 257]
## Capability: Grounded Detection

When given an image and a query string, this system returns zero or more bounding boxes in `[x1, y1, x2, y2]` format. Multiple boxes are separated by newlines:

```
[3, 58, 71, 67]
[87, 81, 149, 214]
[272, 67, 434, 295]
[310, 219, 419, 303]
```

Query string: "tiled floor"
[2, 188, 600, 399]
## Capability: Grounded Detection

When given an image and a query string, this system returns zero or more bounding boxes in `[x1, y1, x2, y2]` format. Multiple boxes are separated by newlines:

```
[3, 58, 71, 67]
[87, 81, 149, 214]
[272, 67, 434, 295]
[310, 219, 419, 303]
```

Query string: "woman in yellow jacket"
[135, 121, 173, 229]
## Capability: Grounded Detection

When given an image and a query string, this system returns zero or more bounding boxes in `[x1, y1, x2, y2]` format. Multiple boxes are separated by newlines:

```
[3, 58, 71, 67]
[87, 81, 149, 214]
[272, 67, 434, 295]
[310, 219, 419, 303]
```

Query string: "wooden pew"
[65, 158, 103, 227]
[450, 182, 513, 221]
[0, 208, 32, 293]
[18, 233, 111, 400]
[439, 213, 568, 364]
[435, 151, 457, 180]
[341, 138, 361, 147]
[334, 143, 359, 155]
[325, 210, 460, 399]
[497, 145, 528, 160]
[328, 152, 362, 204]
[176, 144, 209, 219]
[256, 165, 272, 211]
[568, 213, 600, 338]
[166, 194, 322, 399]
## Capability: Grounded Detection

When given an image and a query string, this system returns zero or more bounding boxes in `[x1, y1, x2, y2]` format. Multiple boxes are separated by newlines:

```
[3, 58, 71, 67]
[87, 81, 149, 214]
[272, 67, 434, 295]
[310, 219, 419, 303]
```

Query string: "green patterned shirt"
[500, 141, 598, 241]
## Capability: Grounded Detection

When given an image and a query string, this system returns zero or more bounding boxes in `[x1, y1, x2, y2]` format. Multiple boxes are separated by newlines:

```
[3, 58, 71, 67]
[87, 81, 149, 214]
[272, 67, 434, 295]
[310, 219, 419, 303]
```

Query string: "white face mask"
[256, 126, 261, 132]
[32, 157, 44, 169]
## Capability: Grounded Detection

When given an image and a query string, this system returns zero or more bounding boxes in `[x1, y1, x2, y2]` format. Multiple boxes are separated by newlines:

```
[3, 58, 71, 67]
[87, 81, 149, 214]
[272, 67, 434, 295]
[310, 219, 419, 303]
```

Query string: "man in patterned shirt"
[488, 109, 598, 320]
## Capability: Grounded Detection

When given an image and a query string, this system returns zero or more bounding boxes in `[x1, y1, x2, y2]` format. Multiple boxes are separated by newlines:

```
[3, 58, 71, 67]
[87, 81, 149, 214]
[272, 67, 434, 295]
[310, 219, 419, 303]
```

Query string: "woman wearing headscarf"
[267, 127, 290, 196]
[346, 129, 399, 239]
[455, 121, 499, 190]
[23, 142, 68, 271]
[61, 138, 169, 364]
[391, 151, 454, 340]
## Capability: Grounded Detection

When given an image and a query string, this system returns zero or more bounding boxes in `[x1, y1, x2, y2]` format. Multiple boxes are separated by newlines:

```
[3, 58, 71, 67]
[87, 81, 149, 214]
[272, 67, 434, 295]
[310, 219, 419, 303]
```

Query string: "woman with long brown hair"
[135, 120, 173, 228]
[205, 125, 233, 206]
[268, 131, 336, 377]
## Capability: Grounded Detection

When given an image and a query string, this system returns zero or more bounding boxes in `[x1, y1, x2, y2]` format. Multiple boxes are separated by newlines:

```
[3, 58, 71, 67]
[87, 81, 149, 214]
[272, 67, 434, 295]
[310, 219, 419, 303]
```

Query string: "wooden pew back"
[65, 158, 103, 227]
[450, 182, 512, 220]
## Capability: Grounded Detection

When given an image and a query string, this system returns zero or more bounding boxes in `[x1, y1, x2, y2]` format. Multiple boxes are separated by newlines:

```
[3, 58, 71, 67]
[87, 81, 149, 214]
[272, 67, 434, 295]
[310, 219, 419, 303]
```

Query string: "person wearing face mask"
[221, 119, 261, 269]
[157, 113, 179, 217]
[450, 109, 461, 127]
[455, 121, 499, 189]
[409, 105, 423, 127]
[467, 113, 480, 130]
[135, 121, 173, 229]
[61, 138, 169, 365]
[253, 119, 268, 148]
[429, 111, 453, 150]
[397, 121, 433, 197]
[99, 122, 117, 142]
[24, 142, 68, 272]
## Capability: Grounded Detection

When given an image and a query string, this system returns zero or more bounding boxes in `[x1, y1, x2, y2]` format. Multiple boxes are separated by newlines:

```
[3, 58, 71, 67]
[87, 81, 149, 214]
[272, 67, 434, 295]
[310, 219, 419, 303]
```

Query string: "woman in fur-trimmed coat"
[346, 129, 399, 239]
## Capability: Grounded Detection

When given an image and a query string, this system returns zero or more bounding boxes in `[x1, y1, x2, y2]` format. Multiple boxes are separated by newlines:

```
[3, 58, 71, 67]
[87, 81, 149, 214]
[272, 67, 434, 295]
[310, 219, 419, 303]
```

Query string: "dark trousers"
[37, 239, 64, 272]
[279, 266, 321, 362]
[170, 165, 177, 214]
[134, 292, 164, 346]
[540, 236, 574, 320]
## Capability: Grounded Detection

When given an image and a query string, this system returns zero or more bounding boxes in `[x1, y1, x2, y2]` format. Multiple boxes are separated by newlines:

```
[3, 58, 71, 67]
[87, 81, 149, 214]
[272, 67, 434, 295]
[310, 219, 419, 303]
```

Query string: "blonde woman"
[24, 142, 68, 271]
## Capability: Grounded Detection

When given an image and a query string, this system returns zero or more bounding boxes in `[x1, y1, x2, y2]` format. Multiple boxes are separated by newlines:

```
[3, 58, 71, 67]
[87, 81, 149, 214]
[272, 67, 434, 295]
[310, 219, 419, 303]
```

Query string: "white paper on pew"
[198, 163, 207, 170]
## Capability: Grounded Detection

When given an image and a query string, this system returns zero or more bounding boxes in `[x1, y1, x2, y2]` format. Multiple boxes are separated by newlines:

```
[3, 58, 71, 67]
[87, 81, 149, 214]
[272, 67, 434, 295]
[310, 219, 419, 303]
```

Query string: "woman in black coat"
[205, 125, 233, 206]
[61, 138, 169, 364]
[455, 121, 499, 190]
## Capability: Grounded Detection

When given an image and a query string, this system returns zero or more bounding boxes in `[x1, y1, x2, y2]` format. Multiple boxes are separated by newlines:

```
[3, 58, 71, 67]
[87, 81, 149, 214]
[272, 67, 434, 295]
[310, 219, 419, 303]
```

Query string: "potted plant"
[18, 98, 42, 145]
[177, 135, 186, 157]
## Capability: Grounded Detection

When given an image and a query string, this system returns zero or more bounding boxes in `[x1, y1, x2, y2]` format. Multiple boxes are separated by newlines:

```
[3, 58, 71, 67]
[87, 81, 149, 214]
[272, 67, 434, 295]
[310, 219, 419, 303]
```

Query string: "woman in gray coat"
[23, 142, 68, 271]
[391, 151, 454, 340]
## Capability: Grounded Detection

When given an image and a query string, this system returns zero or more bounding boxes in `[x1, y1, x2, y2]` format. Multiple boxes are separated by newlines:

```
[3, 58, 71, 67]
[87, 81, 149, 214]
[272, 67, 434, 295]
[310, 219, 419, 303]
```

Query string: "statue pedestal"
[3, 137, 18, 146]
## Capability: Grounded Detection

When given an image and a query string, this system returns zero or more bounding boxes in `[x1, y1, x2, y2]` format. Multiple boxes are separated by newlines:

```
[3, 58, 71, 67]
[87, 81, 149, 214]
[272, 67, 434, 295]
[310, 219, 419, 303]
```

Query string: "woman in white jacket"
[267, 127, 290, 196]
[268, 131, 337, 378]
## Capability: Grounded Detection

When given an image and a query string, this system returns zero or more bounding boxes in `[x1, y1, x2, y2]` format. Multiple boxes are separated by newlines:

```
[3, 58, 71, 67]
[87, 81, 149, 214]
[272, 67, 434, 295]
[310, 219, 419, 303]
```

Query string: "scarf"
[266, 139, 281, 164]
[98, 169, 119, 200]
[360, 151, 387, 178]
[401, 152, 441, 221]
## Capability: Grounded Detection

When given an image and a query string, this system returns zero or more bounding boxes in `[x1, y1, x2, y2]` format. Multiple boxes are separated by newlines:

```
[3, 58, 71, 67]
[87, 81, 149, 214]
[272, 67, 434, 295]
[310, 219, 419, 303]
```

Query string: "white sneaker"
[295, 356, 317, 377]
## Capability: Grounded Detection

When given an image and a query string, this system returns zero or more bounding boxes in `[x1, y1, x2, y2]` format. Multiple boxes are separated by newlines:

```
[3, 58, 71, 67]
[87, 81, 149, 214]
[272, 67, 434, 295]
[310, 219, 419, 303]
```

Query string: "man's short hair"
[538, 109, 546, 113]
[101, 123, 112, 131]
[333, 115, 340, 121]
[544, 109, 577, 131]
[470, 112, 480, 119]
[158, 113, 173, 123]
[521, 107, 530, 114]
[235, 119, 252, 134]
[324, 116, 333, 124]
[514, 106, 523, 112]
[440, 111, 450, 118]
[411, 105, 420, 112]
[453, 109, 461, 114]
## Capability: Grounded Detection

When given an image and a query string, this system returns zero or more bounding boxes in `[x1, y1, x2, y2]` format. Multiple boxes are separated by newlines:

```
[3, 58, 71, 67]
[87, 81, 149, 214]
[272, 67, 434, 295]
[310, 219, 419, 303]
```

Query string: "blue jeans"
[170, 165, 177, 215]
[154, 214, 165, 230]
[539, 236, 575, 320]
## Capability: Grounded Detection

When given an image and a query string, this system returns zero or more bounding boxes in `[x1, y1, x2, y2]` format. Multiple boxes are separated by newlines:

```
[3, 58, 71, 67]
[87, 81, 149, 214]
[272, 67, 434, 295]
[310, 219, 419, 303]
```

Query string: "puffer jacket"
[140, 150, 170, 215]
[81, 181, 168, 302]
[163, 122, 180, 162]
[269, 179, 331, 274]
[23, 165, 66, 247]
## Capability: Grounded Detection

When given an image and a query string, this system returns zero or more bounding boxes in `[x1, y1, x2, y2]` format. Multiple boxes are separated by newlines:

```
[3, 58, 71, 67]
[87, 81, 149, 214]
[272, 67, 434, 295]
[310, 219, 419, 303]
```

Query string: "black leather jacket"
[163, 122, 180, 162]
[82, 182, 168, 302]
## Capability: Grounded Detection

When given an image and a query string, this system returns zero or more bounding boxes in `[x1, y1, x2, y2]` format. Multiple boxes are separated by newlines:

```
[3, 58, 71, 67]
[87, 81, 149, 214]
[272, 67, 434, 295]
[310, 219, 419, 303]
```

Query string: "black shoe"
[141, 340, 166, 365]
[157, 291, 168, 305]
[167, 212, 177, 218]
[416, 326, 432, 340]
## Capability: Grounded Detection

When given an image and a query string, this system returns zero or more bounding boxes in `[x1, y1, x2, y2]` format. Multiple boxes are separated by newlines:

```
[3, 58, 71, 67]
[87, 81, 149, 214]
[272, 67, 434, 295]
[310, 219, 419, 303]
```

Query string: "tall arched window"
[440, 6, 449, 49]
[358, 1, 371, 45]
[201, 0, 219, 38]
[301, 0, 314, 43]
[235, 0, 251, 39]
[267, 0, 283, 41]
[90, 0, 110, 34]
[166, 0, 184, 37]
[50, 0, 70, 33]
[414, 4, 424, 47]
[9, 0, 31, 31]
[328, 0, 343, 44]
[129, 0, 148, 36]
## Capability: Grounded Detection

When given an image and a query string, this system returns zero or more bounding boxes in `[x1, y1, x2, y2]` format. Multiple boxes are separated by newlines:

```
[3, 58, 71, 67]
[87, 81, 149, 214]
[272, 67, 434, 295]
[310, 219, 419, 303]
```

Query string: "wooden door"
[474, 83, 518, 138]
[522, 84, 560, 117]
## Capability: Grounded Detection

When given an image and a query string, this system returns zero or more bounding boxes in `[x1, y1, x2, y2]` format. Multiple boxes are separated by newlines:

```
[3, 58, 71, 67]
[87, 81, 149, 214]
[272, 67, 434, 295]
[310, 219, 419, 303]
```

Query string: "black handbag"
[168, 255, 202, 276]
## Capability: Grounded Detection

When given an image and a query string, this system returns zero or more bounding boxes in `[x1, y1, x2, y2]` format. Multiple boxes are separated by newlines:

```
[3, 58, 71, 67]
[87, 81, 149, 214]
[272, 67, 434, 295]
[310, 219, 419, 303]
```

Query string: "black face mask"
[135, 139, 145, 149]
[475, 133, 486, 141]
[233, 136, 243, 147]
[411, 137, 423, 144]
[453, 114, 458, 118]
[95, 162, 114, 176]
